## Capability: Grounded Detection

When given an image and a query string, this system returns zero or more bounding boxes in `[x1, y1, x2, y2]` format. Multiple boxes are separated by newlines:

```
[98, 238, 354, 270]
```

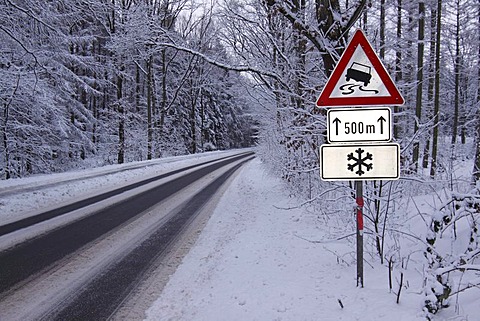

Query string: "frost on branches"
[424, 189, 480, 319]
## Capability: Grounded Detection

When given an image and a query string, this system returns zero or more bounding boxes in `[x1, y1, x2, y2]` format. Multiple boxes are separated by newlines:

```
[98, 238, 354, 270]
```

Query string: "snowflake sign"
[320, 144, 399, 181]
[347, 148, 373, 176]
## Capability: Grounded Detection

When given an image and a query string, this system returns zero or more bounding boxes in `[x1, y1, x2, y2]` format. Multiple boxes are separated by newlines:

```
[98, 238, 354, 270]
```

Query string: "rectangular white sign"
[320, 143, 400, 181]
[327, 107, 391, 143]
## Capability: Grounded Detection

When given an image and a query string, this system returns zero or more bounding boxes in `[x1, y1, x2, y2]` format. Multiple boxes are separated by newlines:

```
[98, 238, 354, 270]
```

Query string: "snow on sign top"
[316, 29, 405, 107]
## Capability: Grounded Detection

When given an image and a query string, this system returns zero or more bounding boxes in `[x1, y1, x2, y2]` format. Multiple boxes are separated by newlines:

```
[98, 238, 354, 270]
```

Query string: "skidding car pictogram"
[345, 62, 372, 86]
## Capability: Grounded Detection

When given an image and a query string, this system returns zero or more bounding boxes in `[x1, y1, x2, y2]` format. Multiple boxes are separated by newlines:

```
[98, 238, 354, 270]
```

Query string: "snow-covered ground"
[145, 157, 479, 321]
[1, 150, 478, 320]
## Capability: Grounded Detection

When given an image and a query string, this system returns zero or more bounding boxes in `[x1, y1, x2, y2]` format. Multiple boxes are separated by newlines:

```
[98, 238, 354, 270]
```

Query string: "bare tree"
[412, 1, 425, 171]
[473, 0, 480, 183]
[429, 0, 442, 178]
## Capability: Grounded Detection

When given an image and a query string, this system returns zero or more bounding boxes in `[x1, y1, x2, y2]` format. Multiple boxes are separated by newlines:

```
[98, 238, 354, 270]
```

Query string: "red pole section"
[356, 197, 364, 232]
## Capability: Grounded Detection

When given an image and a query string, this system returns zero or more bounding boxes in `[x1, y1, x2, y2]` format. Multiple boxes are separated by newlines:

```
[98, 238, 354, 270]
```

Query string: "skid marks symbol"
[339, 84, 358, 95]
[339, 84, 380, 96]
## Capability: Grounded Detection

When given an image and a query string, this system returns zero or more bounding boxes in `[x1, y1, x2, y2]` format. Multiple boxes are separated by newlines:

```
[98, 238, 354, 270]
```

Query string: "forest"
[2, 0, 480, 319]
[1, 0, 258, 179]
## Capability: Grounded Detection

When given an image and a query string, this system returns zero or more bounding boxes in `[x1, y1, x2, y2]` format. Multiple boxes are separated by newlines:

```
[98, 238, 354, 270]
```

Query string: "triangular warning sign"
[316, 29, 405, 107]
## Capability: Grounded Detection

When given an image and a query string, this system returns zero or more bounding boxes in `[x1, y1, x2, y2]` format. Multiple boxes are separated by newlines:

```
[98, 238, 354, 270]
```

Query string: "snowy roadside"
[144, 158, 428, 321]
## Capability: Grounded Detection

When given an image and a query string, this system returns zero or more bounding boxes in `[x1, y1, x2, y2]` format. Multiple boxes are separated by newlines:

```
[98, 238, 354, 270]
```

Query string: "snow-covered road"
[0, 151, 253, 320]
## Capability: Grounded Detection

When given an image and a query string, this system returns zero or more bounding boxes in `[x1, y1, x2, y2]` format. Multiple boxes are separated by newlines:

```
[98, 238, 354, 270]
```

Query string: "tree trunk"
[190, 99, 197, 154]
[412, 1, 425, 171]
[117, 68, 125, 164]
[2, 102, 10, 179]
[147, 55, 153, 160]
[380, 0, 386, 60]
[394, 0, 403, 140]
[293, 0, 306, 111]
[473, 0, 480, 183]
[430, 0, 442, 178]
[156, 47, 168, 158]
[200, 91, 205, 150]
[361, 1, 368, 31]
[315, 0, 343, 76]
[423, 3, 437, 169]
[135, 62, 141, 113]
[451, 0, 460, 146]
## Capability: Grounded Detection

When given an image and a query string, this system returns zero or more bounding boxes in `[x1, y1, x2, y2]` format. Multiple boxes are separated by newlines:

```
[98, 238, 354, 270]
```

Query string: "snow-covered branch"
[267, 2, 325, 53]
[150, 41, 289, 88]
[437, 264, 480, 275]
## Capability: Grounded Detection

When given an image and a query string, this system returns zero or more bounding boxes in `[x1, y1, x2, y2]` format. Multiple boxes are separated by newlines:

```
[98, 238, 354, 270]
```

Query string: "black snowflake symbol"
[347, 148, 373, 176]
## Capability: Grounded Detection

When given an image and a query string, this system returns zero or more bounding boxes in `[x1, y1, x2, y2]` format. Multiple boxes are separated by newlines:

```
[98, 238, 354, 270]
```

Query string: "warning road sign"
[316, 29, 404, 107]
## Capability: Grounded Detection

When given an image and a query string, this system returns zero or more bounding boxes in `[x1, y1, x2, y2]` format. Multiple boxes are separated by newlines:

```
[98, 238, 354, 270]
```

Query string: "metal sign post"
[355, 181, 364, 287]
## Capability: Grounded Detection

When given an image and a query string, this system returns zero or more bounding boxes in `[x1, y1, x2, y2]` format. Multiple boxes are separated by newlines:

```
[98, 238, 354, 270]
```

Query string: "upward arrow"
[332, 117, 341, 136]
[377, 116, 386, 134]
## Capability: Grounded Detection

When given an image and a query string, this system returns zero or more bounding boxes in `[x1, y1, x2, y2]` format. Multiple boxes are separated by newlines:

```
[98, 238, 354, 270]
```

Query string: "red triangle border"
[316, 29, 405, 107]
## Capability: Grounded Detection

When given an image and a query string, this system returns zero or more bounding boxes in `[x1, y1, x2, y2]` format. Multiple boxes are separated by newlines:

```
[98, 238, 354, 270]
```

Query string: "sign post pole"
[355, 180, 364, 287]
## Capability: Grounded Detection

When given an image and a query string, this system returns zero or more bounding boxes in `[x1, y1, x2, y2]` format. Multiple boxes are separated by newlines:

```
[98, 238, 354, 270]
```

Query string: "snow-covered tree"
[1, 0, 256, 177]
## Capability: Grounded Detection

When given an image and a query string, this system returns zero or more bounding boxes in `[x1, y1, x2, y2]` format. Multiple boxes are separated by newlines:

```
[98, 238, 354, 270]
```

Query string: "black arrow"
[377, 116, 386, 134]
[333, 117, 341, 136]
